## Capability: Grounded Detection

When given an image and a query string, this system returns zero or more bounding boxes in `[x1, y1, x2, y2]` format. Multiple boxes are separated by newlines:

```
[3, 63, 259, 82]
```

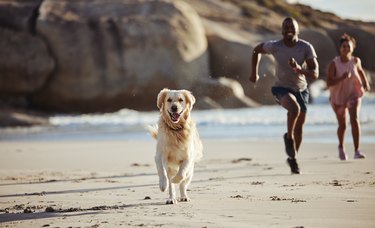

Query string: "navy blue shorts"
[271, 87, 309, 113]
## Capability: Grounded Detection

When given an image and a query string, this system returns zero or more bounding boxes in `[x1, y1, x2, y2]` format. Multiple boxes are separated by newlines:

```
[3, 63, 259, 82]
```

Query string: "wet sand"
[0, 139, 374, 227]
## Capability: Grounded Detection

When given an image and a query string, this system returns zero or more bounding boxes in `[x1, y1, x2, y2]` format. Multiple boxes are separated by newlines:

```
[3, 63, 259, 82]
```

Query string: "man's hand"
[288, 58, 301, 73]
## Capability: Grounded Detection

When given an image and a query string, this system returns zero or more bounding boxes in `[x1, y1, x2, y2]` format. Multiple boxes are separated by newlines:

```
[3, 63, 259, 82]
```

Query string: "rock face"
[0, 0, 54, 94]
[31, 0, 209, 112]
[0, 0, 42, 32]
[205, 20, 276, 105]
[300, 29, 337, 80]
[0, 28, 54, 94]
[0, 108, 48, 127]
[192, 77, 259, 109]
[0, 0, 374, 115]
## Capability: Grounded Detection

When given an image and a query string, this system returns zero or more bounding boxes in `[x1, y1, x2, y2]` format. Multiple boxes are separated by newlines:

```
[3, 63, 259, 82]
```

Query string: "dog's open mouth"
[169, 111, 182, 122]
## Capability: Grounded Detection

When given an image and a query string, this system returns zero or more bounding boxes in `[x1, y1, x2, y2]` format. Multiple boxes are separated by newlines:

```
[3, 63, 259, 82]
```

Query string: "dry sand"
[0, 139, 374, 227]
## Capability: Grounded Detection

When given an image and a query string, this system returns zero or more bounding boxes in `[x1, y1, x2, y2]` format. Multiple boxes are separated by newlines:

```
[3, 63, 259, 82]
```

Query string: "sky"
[286, 0, 375, 22]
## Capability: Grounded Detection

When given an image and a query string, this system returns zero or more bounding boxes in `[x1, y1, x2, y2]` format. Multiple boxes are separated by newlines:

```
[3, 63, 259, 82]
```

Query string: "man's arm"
[290, 57, 319, 80]
[249, 43, 266, 83]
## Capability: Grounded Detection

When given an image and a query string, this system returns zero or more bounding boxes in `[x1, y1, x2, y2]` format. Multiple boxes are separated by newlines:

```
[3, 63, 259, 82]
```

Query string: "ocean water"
[1, 94, 374, 144]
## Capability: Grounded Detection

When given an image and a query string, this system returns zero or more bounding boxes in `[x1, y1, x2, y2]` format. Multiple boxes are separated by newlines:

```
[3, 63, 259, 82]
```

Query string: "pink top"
[329, 56, 363, 105]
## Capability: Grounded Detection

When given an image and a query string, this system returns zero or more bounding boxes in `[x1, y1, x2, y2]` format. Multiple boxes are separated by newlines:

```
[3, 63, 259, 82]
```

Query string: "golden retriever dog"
[148, 88, 203, 204]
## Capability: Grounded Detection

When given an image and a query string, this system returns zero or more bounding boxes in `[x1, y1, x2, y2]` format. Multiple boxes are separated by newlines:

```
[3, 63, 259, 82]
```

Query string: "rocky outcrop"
[0, 0, 42, 32]
[0, 108, 48, 127]
[0, 0, 54, 95]
[0, 0, 374, 118]
[31, 0, 209, 112]
[0, 28, 54, 94]
[193, 77, 259, 109]
[204, 20, 276, 104]
[300, 29, 337, 80]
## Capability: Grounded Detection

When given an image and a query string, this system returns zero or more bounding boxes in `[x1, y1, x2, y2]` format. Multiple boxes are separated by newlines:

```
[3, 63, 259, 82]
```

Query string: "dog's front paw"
[159, 177, 168, 192]
[171, 174, 183, 184]
[166, 198, 178, 204]
[179, 197, 191, 202]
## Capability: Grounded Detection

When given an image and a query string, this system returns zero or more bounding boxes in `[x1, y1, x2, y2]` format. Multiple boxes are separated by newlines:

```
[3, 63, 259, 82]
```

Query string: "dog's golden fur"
[149, 88, 202, 204]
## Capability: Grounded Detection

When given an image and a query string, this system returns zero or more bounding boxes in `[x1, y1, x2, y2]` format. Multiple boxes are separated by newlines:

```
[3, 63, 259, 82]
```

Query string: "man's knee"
[280, 94, 301, 116]
[288, 104, 301, 118]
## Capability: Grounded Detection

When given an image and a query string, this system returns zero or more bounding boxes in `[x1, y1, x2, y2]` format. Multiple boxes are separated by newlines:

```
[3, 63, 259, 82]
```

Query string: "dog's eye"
[178, 98, 184, 102]
[167, 98, 172, 102]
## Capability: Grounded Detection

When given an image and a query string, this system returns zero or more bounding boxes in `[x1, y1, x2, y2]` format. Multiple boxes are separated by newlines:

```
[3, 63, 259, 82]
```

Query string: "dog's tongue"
[172, 112, 180, 121]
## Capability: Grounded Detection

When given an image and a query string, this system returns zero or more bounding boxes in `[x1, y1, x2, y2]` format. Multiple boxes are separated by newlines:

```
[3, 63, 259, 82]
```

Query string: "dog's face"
[157, 88, 196, 124]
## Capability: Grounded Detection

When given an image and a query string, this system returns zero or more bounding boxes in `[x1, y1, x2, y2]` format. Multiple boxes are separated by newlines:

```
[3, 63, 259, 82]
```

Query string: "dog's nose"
[171, 105, 177, 112]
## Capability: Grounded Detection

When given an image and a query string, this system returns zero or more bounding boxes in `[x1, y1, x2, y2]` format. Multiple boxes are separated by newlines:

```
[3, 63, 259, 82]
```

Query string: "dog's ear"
[182, 90, 196, 110]
[157, 88, 169, 110]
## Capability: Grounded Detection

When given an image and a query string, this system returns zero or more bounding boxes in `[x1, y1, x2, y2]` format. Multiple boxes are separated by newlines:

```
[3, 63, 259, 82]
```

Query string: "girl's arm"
[355, 57, 371, 92]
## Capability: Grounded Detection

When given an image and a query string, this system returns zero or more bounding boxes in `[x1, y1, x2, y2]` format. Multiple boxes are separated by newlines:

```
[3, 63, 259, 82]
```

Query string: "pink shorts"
[330, 96, 361, 116]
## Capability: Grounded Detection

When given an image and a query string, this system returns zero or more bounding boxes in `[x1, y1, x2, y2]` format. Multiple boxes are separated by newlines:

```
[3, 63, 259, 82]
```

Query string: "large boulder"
[0, 0, 54, 95]
[0, 108, 48, 127]
[0, 0, 42, 32]
[192, 77, 259, 109]
[205, 20, 275, 105]
[32, 0, 209, 112]
[300, 29, 337, 81]
[206, 20, 252, 82]
[0, 28, 54, 94]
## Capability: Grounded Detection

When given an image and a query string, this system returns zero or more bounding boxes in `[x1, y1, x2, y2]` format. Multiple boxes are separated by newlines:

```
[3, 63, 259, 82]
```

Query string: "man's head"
[282, 17, 299, 42]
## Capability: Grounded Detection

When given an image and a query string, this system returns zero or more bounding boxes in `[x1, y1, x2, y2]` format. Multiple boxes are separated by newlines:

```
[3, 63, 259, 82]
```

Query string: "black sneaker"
[287, 158, 300, 174]
[283, 133, 296, 158]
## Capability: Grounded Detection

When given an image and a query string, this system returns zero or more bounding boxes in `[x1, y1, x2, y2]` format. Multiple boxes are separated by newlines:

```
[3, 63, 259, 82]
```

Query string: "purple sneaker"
[354, 150, 366, 159]
[338, 146, 347, 161]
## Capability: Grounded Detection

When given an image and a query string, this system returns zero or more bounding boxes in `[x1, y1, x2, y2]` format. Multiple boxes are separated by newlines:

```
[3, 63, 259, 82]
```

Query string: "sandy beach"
[0, 138, 374, 227]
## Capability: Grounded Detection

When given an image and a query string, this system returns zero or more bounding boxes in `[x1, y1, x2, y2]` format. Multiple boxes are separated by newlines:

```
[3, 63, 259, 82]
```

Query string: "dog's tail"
[146, 124, 158, 139]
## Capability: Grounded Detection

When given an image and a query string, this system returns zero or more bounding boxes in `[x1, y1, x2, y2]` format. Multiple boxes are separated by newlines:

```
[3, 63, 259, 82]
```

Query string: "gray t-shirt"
[263, 39, 317, 91]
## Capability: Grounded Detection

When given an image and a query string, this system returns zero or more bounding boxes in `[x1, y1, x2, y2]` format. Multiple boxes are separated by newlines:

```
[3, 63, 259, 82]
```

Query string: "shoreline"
[1, 122, 375, 144]
[1, 139, 374, 227]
